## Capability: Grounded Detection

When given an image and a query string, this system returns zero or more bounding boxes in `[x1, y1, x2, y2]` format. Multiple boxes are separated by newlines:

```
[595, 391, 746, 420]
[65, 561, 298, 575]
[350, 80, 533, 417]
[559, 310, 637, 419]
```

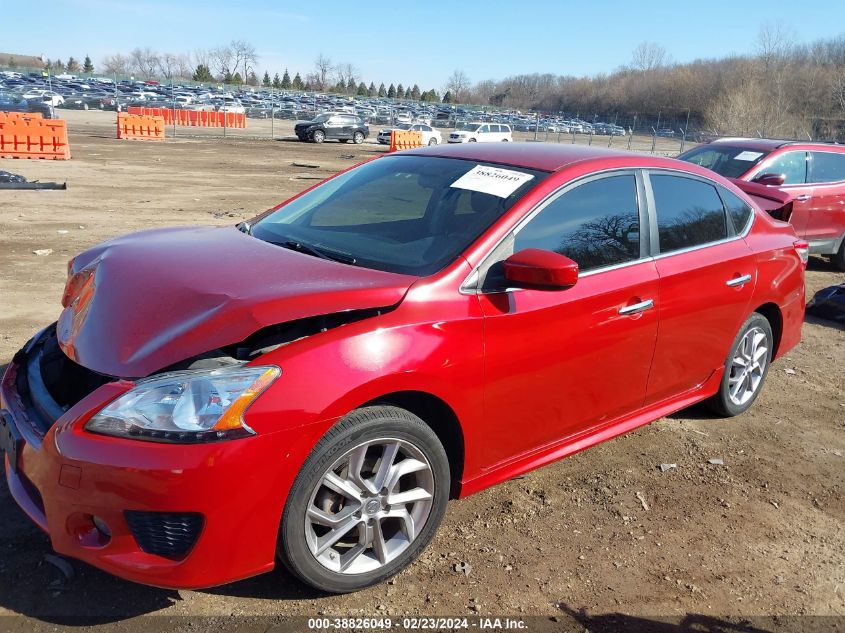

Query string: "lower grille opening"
[124, 511, 205, 560]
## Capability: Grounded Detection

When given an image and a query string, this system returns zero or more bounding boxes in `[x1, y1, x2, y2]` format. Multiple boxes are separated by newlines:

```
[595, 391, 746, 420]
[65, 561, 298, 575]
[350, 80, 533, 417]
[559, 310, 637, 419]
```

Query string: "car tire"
[353, 131, 365, 144]
[312, 130, 326, 143]
[831, 240, 845, 272]
[278, 405, 450, 593]
[428, 138, 438, 146]
[705, 313, 773, 417]
[83, 103, 89, 110]
[468, 138, 477, 142]
[501, 138, 509, 142]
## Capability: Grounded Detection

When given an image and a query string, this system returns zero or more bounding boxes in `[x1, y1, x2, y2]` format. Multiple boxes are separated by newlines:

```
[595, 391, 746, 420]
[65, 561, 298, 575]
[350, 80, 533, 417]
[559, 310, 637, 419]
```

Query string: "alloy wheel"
[304, 438, 434, 575]
[728, 326, 768, 406]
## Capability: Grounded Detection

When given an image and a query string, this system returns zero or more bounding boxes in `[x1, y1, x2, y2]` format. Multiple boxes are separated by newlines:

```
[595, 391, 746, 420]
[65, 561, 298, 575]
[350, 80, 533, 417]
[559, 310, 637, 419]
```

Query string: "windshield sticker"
[450, 165, 535, 198]
[734, 151, 764, 161]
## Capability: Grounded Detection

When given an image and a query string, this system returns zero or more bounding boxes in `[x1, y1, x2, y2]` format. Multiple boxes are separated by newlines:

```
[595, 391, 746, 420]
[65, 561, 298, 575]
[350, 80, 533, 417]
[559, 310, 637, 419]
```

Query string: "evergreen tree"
[387, 83, 396, 98]
[262, 71, 271, 87]
[281, 69, 291, 89]
[346, 77, 356, 94]
[292, 72, 304, 90]
[404, 86, 411, 99]
[83, 55, 94, 73]
[396, 83, 404, 99]
[223, 70, 234, 83]
[411, 84, 421, 100]
[356, 82, 368, 96]
[53, 59, 65, 72]
[193, 64, 213, 82]
[66, 57, 80, 73]
[272, 73, 282, 89]
[368, 81, 376, 97]
[443, 90, 453, 103]
[232, 71, 243, 85]
[378, 83, 386, 97]
[247, 71, 258, 86]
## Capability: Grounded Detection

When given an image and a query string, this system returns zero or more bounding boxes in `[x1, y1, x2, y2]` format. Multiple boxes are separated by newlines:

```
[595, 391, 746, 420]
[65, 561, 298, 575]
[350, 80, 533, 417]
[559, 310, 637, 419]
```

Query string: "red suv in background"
[679, 139, 845, 270]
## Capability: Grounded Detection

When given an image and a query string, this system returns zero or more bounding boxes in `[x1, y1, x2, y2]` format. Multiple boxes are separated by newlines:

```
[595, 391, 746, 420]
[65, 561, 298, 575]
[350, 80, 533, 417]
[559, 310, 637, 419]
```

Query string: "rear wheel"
[428, 138, 438, 146]
[353, 131, 365, 144]
[706, 313, 773, 417]
[278, 406, 450, 593]
[468, 138, 477, 142]
[312, 130, 326, 143]
[832, 240, 845, 272]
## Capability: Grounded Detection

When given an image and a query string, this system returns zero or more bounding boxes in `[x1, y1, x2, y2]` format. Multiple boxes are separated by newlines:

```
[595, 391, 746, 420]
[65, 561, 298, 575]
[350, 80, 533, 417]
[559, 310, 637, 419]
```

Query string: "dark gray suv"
[294, 113, 369, 144]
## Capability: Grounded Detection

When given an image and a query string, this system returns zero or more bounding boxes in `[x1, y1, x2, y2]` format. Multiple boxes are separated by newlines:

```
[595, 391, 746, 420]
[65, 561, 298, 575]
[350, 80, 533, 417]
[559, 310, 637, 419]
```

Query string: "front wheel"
[706, 313, 773, 417]
[353, 131, 365, 144]
[468, 138, 477, 142]
[312, 130, 326, 143]
[278, 406, 450, 593]
[428, 138, 438, 146]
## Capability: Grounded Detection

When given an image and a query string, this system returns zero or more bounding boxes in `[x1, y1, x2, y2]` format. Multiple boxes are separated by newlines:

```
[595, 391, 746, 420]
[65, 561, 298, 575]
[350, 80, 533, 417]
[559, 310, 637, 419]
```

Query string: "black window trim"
[462, 168, 652, 294]
[807, 149, 845, 185]
[642, 168, 755, 260]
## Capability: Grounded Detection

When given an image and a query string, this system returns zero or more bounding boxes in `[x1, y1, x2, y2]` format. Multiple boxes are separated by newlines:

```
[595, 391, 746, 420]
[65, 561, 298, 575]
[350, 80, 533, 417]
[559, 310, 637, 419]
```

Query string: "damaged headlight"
[85, 366, 280, 443]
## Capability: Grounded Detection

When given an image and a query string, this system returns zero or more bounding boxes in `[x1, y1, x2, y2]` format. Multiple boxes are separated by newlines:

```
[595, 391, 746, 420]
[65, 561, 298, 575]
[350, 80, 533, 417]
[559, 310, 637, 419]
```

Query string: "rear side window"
[761, 151, 807, 185]
[651, 175, 727, 253]
[718, 187, 754, 234]
[809, 151, 845, 183]
[514, 174, 640, 271]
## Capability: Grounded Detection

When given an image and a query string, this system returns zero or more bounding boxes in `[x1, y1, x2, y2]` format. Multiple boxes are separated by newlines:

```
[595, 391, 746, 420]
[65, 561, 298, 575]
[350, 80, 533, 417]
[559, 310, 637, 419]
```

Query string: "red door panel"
[478, 260, 659, 468]
[645, 239, 756, 406]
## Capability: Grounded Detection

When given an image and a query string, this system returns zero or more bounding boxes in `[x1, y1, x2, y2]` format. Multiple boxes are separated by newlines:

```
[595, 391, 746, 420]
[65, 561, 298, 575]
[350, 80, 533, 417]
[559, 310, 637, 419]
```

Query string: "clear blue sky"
[4, 0, 844, 88]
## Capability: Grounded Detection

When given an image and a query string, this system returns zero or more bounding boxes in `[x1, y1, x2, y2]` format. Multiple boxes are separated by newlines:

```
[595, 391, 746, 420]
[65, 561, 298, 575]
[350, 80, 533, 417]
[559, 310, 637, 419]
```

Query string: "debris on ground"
[292, 162, 320, 169]
[636, 491, 650, 511]
[454, 561, 472, 575]
[806, 284, 845, 324]
[32, 249, 53, 256]
[784, 368, 797, 375]
[708, 458, 725, 466]
[659, 463, 677, 472]
[0, 170, 67, 190]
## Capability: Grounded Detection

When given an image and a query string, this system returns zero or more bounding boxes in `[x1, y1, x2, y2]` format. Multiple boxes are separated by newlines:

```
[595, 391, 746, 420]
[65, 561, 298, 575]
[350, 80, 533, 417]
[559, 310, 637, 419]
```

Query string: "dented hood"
[57, 225, 416, 377]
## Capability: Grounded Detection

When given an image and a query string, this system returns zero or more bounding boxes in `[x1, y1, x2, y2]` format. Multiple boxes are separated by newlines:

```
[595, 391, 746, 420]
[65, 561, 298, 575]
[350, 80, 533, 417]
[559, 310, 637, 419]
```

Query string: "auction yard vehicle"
[448, 122, 513, 143]
[679, 139, 845, 270]
[377, 123, 442, 146]
[295, 113, 369, 144]
[1, 144, 805, 594]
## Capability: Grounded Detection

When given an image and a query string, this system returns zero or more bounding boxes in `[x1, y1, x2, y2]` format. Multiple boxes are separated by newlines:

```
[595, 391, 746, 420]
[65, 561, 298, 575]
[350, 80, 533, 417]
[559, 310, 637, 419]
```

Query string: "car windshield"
[456, 123, 480, 131]
[251, 155, 547, 276]
[678, 145, 770, 178]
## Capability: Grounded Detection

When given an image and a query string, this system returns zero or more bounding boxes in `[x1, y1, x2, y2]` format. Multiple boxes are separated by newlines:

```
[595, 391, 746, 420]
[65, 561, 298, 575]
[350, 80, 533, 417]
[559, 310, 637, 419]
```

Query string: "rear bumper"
[0, 329, 303, 589]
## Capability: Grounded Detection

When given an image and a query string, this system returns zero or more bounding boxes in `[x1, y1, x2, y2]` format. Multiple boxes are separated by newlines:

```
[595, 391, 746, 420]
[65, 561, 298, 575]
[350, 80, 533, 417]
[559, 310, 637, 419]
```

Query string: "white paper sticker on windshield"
[450, 165, 535, 198]
[734, 151, 764, 161]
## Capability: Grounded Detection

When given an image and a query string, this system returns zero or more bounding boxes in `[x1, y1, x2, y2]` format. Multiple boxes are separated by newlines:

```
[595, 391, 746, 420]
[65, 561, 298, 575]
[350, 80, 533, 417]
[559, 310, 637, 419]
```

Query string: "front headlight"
[85, 366, 279, 443]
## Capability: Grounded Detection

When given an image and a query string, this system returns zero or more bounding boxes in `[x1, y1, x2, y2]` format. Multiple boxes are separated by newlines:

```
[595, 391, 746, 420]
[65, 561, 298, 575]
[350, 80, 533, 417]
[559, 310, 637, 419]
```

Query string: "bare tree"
[756, 21, 793, 71]
[101, 53, 129, 76]
[314, 54, 333, 91]
[335, 62, 358, 94]
[193, 48, 212, 70]
[445, 69, 470, 103]
[210, 45, 233, 78]
[129, 47, 159, 79]
[175, 53, 192, 79]
[230, 40, 258, 82]
[157, 53, 179, 81]
[631, 42, 667, 72]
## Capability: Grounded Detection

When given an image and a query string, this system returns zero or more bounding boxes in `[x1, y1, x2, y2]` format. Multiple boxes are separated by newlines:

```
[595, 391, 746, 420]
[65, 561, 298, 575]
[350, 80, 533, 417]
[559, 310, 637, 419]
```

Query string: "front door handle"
[726, 274, 752, 287]
[795, 194, 811, 202]
[618, 299, 654, 315]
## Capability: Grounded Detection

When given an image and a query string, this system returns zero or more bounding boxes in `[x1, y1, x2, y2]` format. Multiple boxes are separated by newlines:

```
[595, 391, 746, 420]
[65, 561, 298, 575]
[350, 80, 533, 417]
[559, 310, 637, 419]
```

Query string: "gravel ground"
[0, 110, 842, 632]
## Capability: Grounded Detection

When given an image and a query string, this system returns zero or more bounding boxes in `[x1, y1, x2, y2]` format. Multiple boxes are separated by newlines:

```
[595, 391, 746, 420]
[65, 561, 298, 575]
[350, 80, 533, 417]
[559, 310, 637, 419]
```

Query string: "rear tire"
[278, 406, 450, 593]
[353, 131, 365, 144]
[428, 138, 438, 146]
[705, 313, 773, 417]
[832, 240, 845, 272]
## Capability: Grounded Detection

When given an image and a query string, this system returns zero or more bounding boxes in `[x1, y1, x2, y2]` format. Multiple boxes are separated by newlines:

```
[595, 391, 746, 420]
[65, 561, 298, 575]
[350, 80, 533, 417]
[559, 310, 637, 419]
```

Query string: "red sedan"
[1, 143, 806, 593]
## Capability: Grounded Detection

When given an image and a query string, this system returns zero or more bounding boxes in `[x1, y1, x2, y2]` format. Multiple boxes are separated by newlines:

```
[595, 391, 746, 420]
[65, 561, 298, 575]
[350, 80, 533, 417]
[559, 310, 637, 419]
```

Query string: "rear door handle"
[726, 274, 752, 287]
[795, 194, 811, 202]
[618, 299, 654, 315]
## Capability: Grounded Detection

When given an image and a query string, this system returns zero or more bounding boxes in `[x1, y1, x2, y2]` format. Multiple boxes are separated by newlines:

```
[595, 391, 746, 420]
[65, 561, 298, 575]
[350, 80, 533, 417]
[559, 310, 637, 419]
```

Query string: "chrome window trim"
[459, 168, 647, 295]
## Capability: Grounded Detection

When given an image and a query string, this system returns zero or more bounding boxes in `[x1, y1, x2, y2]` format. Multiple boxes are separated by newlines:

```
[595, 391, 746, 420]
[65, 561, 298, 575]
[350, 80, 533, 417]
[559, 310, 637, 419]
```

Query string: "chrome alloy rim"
[728, 326, 769, 406]
[305, 438, 434, 574]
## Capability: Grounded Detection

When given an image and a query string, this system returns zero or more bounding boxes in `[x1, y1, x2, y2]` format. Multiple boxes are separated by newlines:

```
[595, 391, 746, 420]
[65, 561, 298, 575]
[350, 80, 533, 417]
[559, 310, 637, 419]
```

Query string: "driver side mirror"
[503, 249, 579, 290]
[754, 173, 785, 186]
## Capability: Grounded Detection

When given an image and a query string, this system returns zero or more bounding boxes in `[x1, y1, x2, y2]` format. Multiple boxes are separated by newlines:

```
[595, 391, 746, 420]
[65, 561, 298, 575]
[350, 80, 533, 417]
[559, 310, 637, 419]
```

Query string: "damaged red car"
[1, 144, 806, 594]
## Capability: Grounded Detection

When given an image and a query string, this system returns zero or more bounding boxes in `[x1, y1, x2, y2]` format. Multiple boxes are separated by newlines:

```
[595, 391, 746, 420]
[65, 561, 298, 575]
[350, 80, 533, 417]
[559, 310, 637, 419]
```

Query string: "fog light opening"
[92, 515, 112, 539]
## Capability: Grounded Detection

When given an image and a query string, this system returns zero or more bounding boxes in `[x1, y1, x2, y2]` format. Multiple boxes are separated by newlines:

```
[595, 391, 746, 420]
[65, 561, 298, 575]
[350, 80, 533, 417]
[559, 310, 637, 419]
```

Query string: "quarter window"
[514, 175, 640, 271]
[760, 151, 807, 185]
[651, 175, 727, 253]
[718, 187, 754, 234]
[809, 151, 845, 183]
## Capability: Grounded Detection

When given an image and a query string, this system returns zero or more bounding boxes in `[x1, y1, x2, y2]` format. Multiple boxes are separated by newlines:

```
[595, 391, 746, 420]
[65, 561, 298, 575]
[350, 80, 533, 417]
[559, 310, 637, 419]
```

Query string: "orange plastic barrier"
[127, 107, 246, 128]
[389, 130, 423, 152]
[0, 116, 70, 159]
[117, 113, 165, 141]
[0, 111, 44, 123]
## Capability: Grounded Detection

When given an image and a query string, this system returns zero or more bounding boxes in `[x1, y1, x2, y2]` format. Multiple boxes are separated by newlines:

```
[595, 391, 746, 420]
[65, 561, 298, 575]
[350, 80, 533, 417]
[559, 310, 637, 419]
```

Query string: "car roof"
[710, 137, 844, 152]
[401, 142, 691, 173]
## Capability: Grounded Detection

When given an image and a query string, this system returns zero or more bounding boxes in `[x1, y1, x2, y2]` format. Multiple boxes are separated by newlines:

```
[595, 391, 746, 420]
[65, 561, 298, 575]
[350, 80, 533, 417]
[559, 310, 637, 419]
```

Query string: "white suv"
[448, 122, 513, 143]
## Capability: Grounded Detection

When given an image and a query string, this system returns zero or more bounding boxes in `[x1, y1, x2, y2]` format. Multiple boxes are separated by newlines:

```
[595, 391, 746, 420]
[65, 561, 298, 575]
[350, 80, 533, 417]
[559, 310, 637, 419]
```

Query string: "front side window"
[809, 151, 845, 183]
[478, 125, 490, 133]
[514, 174, 641, 272]
[651, 175, 727, 253]
[759, 151, 807, 185]
[252, 156, 546, 276]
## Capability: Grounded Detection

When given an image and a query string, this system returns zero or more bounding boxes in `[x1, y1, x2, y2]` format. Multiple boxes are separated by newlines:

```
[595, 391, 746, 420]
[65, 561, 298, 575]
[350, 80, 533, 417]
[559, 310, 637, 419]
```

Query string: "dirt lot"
[0, 110, 843, 631]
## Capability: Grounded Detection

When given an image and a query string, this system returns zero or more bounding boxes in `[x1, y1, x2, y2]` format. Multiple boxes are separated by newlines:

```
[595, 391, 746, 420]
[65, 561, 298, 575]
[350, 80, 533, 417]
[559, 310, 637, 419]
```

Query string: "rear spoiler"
[727, 178, 795, 222]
